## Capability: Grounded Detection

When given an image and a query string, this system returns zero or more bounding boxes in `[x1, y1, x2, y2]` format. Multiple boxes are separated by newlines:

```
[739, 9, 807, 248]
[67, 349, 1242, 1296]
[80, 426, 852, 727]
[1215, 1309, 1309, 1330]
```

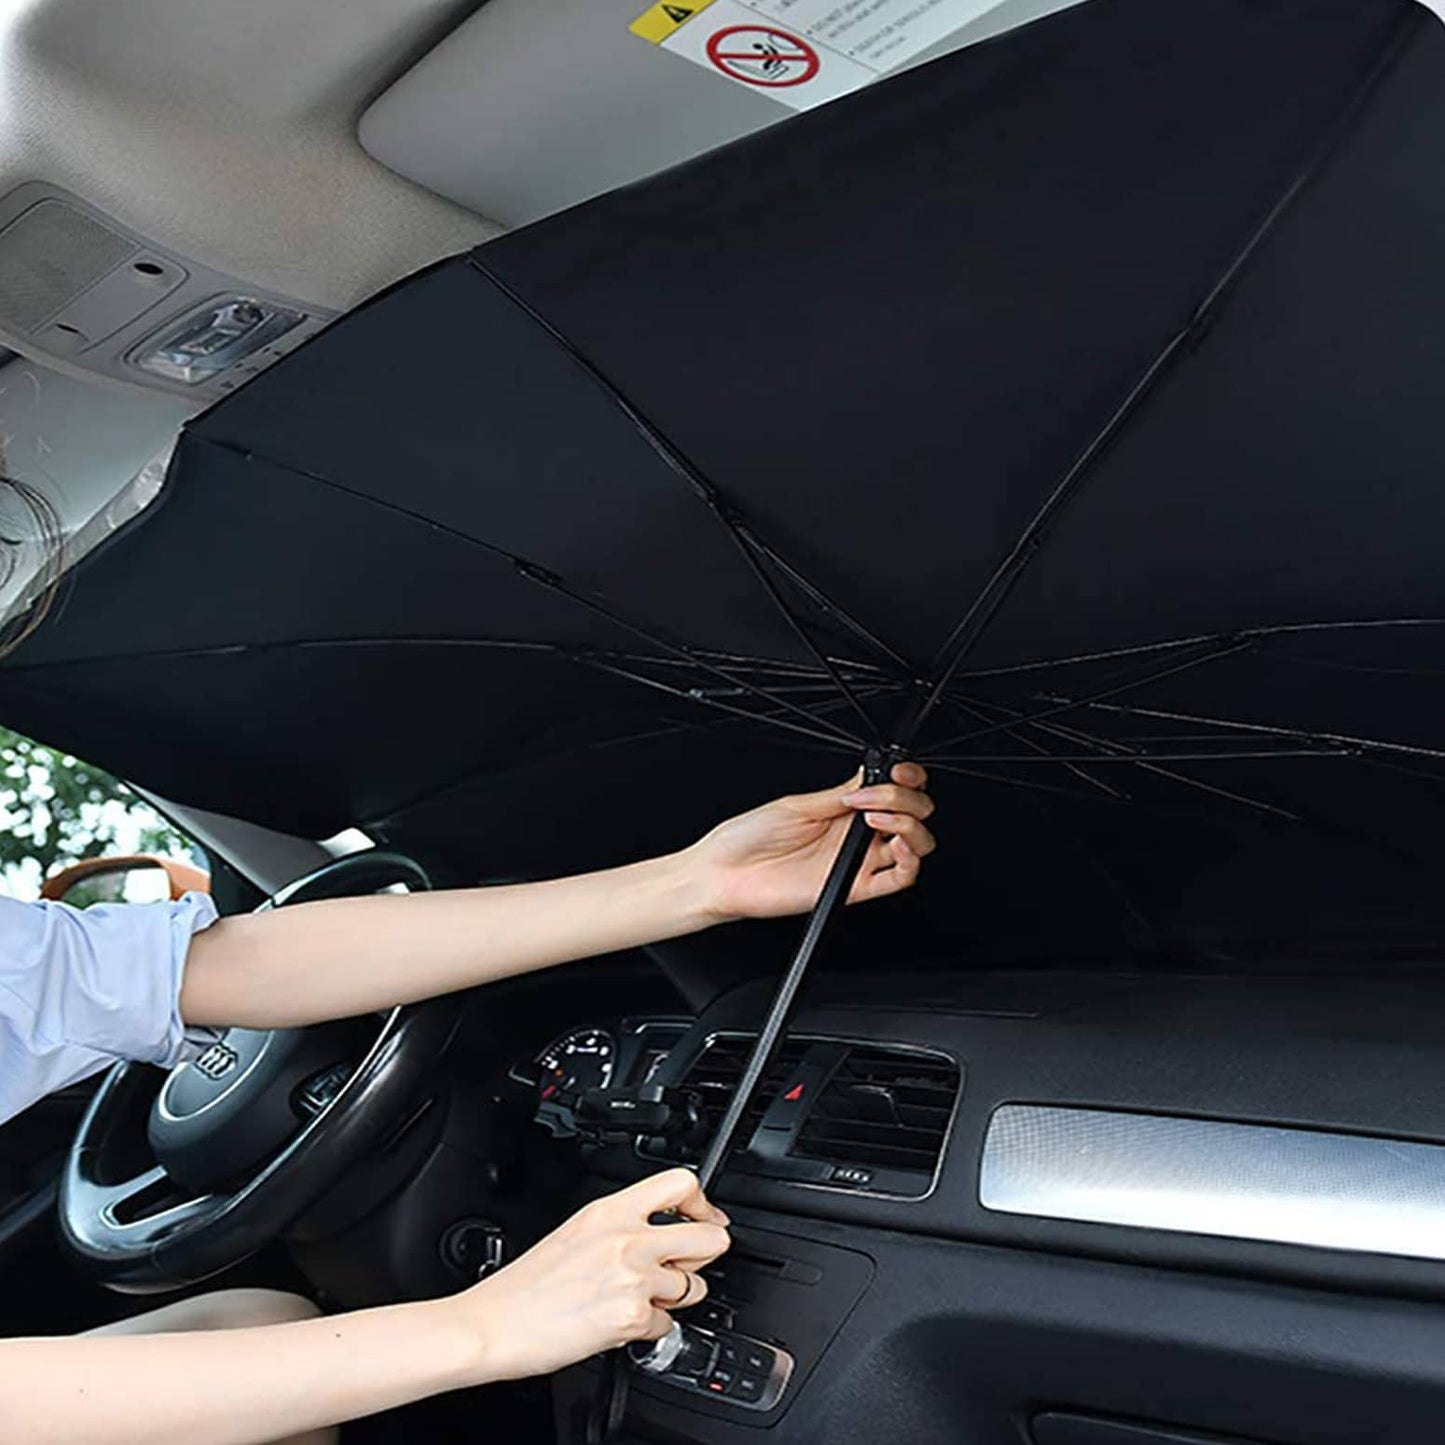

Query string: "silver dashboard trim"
[980, 1104, 1445, 1262]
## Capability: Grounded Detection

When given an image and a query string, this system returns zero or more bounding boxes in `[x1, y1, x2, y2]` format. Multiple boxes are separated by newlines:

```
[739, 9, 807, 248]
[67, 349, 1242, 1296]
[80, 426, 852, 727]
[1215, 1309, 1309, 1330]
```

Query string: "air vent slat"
[659, 1035, 809, 1161]
[792, 1046, 959, 1182]
[654, 1036, 959, 1191]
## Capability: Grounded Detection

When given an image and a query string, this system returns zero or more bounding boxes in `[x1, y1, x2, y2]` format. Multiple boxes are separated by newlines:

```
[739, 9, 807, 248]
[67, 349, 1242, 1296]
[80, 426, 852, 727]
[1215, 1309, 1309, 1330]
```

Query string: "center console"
[554, 1223, 874, 1438]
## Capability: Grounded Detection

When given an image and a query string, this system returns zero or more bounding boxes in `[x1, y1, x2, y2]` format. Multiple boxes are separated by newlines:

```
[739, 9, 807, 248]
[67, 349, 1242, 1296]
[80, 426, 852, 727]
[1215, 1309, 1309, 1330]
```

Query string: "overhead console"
[0, 184, 333, 402]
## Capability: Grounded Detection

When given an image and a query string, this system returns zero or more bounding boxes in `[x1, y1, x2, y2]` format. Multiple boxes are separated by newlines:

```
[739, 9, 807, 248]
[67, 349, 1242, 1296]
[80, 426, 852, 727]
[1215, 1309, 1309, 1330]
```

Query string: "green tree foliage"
[0, 725, 193, 889]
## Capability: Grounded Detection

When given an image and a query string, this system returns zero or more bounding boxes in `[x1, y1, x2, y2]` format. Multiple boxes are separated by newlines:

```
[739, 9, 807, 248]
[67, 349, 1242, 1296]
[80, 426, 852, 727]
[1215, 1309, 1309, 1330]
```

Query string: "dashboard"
[300, 958, 1445, 1443]
[535, 969, 1445, 1444]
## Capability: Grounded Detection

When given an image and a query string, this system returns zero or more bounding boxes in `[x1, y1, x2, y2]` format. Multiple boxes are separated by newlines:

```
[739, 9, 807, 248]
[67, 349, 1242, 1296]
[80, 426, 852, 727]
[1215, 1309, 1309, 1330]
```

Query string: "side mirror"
[41, 855, 211, 908]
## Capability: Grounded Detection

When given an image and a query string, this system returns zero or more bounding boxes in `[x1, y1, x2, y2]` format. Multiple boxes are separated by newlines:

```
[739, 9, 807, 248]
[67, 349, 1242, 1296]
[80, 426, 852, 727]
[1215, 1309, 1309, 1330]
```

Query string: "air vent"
[685, 1034, 810, 1143]
[646, 1033, 807, 1163]
[792, 1046, 959, 1179]
[644, 1034, 960, 1195]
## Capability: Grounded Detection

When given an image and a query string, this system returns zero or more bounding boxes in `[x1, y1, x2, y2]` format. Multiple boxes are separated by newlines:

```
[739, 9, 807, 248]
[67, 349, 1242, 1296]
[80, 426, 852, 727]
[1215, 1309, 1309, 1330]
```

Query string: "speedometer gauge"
[536, 1026, 616, 1099]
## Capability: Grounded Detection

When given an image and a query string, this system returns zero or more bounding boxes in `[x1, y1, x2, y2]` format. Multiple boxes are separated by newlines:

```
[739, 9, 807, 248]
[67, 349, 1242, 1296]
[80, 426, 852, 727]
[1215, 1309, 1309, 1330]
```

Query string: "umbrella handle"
[694, 744, 906, 1193]
[588, 746, 905, 1440]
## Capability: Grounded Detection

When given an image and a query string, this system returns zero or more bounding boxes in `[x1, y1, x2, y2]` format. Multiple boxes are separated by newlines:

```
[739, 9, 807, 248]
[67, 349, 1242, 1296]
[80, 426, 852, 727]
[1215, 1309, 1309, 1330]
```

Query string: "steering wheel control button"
[295, 1061, 354, 1117]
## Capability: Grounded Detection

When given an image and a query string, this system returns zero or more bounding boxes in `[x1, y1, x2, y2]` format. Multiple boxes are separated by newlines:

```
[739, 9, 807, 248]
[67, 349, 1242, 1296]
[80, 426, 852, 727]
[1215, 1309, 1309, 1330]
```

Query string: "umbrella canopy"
[4, 0, 1445, 971]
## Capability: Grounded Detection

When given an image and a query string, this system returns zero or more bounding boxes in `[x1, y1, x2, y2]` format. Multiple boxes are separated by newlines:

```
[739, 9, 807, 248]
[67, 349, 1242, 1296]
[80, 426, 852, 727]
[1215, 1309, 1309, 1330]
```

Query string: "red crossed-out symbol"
[705, 24, 821, 88]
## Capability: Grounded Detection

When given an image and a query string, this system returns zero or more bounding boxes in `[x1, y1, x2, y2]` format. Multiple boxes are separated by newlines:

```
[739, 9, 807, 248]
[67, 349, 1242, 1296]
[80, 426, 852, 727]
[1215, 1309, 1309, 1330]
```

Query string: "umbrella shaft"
[695, 748, 898, 1192]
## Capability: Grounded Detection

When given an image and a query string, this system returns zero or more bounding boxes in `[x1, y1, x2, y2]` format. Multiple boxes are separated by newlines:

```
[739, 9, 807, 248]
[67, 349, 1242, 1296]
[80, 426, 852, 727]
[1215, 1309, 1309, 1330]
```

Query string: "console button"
[717, 1340, 742, 1370]
[706, 1366, 737, 1395]
[692, 1300, 735, 1331]
[733, 1372, 767, 1404]
[742, 1344, 775, 1374]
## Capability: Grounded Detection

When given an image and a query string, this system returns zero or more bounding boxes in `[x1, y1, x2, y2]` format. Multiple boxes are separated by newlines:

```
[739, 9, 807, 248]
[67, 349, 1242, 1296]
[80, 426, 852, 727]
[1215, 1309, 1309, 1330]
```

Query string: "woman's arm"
[180, 765, 935, 1030]
[0, 1170, 729, 1445]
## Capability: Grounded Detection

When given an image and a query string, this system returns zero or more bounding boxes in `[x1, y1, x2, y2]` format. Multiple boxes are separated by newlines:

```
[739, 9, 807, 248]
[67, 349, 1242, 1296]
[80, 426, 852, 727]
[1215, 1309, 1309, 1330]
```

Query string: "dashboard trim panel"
[981, 1104, 1445, 1262]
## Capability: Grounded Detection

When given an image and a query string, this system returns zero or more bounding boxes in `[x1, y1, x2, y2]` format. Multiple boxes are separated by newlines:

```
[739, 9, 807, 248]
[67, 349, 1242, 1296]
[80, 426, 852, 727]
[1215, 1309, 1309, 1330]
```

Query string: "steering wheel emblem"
[193, 1042, 241, 1081]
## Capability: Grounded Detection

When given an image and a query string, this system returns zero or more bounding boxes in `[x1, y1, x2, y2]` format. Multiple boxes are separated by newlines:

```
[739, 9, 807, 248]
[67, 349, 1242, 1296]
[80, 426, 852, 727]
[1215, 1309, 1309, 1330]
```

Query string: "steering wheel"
[59, 851, 464, 1293]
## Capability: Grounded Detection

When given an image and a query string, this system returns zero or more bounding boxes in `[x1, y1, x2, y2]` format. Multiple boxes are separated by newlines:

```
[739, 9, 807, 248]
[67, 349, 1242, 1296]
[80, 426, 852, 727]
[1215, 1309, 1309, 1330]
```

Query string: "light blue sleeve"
[0, 891, 220, 1127]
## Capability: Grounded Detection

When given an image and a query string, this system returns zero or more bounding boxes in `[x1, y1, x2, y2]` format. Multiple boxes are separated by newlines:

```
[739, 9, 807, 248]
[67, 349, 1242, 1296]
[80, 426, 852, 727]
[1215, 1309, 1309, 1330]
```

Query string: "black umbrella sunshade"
[5, 0, 1445, 987]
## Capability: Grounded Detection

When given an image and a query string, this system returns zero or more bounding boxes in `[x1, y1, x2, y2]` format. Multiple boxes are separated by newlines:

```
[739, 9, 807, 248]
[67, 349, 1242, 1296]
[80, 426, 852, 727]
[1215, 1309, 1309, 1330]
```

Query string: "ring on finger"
[670, 1269, 701, 1308]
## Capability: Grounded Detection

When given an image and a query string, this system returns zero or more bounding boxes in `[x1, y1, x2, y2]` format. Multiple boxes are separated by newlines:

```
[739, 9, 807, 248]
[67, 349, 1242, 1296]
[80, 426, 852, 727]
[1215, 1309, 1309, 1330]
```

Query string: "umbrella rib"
[370, 685, 906, 830]
[496, 560, 868, 748]
[904, 17, 1419, 742]
[465, 255, 907, 713]
[722, 533, 885, 741]
[1126, 760, 1303, 823]
[956, 616, 1445, 682]
[725, 529, 914, 672]
[192, 434, 862, 749]
[927, 747, 1346, 764]
[919, 634, 1253, 753]
[968, 691, 1309, 820]
[923, 760, 1129, 806]
[1060, 696, 1445, 768]
[932, 703, 1171, 943]
[2, 634, 566, 672]
[0, 631, 849, 689]
[949, 693, 1315, 821]
[945, 695, 1129, 801]
[570, 651, 861, 751]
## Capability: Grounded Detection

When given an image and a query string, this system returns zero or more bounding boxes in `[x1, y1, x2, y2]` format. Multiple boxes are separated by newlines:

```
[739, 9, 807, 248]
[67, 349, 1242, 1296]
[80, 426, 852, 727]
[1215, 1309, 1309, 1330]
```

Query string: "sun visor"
[358, 0, 1087, 226]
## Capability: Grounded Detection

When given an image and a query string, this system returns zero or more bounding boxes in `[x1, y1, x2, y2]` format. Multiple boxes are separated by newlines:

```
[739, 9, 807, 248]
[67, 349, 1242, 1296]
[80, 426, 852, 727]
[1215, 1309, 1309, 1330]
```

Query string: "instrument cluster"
[530, 1018, 691, 1138]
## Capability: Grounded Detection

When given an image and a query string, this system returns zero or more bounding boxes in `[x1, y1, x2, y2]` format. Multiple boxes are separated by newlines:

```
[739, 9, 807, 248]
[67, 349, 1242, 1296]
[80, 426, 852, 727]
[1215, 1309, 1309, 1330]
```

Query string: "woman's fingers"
[863, 811, 936, 856]
[627, 1167, 729, 1226]
[646, 1265, 710, 1309]
[789, 762, 930, 824]
[890, 761, 928, 790]
[639, 1306, 677, 1341]
[842, 782, 936, 821]
[634, 1221, 731, 1269]
[848, 835, 922, 903]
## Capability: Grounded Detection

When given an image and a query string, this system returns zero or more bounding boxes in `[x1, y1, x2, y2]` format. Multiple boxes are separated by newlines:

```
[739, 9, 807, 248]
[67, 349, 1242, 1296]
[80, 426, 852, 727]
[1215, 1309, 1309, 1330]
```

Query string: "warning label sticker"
[630, 0, 719, 45]
[634, 0, 1049, 110]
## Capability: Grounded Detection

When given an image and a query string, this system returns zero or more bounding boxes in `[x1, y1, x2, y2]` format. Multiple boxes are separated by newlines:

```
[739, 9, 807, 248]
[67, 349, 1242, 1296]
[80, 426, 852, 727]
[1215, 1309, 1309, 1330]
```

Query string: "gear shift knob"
[628, 1321, 718, 1378]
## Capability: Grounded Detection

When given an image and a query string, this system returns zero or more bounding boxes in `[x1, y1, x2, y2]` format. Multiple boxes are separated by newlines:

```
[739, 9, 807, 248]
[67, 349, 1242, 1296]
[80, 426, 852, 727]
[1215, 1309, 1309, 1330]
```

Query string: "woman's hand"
[443, 1168, 731, 1383]
[685, 762, 936, 923]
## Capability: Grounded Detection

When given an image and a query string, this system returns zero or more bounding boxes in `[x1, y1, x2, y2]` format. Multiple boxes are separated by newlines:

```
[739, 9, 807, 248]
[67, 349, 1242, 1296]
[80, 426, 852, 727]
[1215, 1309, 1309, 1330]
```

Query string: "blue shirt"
[0, 892, 219, 1126]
